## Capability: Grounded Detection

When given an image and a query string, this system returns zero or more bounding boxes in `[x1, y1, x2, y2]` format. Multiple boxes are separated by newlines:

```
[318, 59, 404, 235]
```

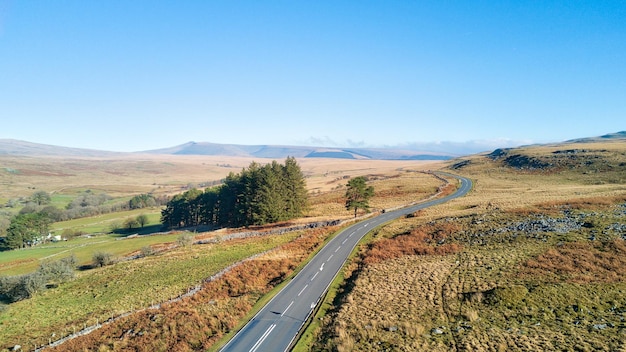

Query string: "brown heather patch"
[520, 239, 626, 284]
[363, 222, 462, 265]
[437, 182, 457, 197]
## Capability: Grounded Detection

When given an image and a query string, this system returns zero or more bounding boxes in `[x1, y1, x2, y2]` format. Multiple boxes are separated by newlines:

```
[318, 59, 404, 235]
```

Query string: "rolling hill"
[0, 139, 454, 160]
[0, 139, 122, 157]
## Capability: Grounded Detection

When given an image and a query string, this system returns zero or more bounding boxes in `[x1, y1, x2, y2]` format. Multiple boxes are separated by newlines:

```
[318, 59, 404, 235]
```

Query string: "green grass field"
[0, 231, 301, 349]
[0, 226, 172, 276]
[51, 208, 163, 234]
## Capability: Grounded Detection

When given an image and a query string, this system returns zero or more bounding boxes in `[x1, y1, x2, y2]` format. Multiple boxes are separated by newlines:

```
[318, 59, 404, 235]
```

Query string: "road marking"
[320, 263, 324, 271]
[298, 284, 308, 296]
[311, 272, 318, 281]
[282, 301, 294, 316]
[249, 323, 276, 352]
[364, 223, 368, 227]
[342, 238, 347, 245]
[327, 254, 333, 262]
[349, 231, 354, 237]
[335, 246, 341, 253]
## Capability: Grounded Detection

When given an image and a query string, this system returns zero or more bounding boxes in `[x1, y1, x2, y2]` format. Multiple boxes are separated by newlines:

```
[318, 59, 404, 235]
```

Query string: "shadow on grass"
[111, 224, 165, 237]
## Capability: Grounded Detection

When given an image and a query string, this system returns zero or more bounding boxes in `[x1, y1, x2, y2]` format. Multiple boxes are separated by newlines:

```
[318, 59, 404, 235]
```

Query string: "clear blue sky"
[1, 1, 624, 153]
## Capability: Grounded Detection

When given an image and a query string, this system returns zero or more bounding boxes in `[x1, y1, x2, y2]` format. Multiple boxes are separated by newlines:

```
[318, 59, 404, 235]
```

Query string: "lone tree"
[345, 176, 374, 218]
[31, 190, 51, 206]
[136, 214, 149, 228]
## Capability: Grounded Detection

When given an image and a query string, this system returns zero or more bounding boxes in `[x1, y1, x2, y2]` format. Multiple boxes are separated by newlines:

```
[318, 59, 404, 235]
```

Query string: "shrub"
[0, 256, 77, 303]
[39, 255, 77, 286]
[93, 252, 116, 267]
[108, 220, 123, 233]
[176, 233, 194, 248]
[61, 228, 85, 240]
[0, 273, 46, 302]
[124, 218, 140, 230]
[140, 246, 156, 257]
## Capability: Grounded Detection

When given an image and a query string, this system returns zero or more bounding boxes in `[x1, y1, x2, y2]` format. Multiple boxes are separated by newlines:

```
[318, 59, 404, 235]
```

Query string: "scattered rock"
[431, 328, 444, 335]
[450, 160, 471, 169]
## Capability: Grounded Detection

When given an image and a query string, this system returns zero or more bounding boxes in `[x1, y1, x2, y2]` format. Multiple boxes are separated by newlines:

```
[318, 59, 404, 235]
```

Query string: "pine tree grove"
[161, 157, 308, 229]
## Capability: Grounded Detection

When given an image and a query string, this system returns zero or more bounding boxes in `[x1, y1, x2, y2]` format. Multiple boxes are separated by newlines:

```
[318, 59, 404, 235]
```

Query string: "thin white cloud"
[398, 139, 535, 155]
[297, 136, 534, 156]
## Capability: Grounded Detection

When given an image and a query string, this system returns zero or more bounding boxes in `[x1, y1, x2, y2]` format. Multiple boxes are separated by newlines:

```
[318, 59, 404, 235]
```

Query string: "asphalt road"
[220, 172, 472, 352]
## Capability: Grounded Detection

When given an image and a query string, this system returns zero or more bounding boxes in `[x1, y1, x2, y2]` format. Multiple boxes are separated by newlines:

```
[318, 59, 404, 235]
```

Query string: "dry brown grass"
[319, 255, 460, 351]
[0, 154, 260, 200]
[0, 154, 439, 201]
[306, 170, 443, 220]
[310, 140, 626, 352]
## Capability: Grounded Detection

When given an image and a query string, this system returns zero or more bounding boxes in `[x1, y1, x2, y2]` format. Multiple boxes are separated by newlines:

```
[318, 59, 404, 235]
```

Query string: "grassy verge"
[293, 225, 382, 352]
[0, 233, 300, 349]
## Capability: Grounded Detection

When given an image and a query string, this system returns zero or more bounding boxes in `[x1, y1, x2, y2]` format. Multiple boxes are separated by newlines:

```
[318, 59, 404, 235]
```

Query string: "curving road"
[219, 172, 472, 352]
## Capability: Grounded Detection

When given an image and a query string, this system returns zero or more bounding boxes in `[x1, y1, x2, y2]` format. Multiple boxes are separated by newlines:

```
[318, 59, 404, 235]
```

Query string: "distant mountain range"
[141, 141, 454, 160]
[1, 132, 623, 160]
[0, 139, 454, 160]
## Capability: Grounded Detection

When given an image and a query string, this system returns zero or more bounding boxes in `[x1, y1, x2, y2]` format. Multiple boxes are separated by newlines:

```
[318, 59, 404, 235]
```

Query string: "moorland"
[1, 134, 625, 351]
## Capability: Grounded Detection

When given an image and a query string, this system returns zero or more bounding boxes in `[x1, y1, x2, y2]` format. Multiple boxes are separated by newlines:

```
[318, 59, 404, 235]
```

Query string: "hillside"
[0, 139, 121, 157]
[310, 136, 626, 351]
[0, 139, 454, 160]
